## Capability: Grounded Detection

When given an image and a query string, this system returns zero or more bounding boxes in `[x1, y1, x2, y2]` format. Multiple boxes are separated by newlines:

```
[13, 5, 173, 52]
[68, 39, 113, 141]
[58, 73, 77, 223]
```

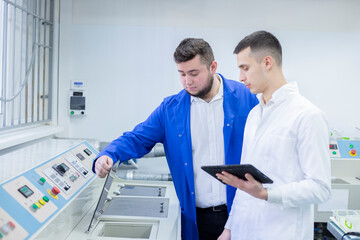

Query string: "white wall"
[58, 0, 360, 141]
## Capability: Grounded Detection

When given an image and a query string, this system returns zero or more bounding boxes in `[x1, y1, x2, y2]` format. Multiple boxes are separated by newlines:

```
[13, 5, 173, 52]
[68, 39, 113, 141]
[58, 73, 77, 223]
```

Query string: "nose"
[239, 71, 246, 82]
[184, 75, 193, 85]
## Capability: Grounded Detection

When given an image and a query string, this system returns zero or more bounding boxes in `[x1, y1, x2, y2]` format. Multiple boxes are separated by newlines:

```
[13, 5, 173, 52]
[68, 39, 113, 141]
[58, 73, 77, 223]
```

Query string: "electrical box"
[70, 80, 86, 116]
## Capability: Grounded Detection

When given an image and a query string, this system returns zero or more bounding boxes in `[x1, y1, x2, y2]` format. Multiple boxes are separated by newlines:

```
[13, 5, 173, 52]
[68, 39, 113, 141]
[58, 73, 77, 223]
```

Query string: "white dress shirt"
[225, 82, 331, 240]
[191, 74, 226, 208]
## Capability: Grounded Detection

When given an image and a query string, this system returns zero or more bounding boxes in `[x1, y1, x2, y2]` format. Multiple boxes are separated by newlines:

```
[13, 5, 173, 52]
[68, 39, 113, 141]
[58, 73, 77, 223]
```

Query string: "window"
[0, 0, 55, 129]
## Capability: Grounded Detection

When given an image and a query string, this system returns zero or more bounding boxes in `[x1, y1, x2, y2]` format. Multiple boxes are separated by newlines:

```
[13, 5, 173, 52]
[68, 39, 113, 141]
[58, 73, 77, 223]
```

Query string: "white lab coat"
[225, 82, 331, 240]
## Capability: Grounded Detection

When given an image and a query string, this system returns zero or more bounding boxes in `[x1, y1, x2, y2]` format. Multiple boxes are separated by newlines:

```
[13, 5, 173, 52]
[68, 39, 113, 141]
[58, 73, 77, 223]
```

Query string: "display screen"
[53, 163, 70, 176]
[76, 153, 85, 160]
[18, 185, 34, 198]
[70, 96, 85, 110]
[58, 163, 69, 173]
[84, 148, 92, 156]
[329, 144, 338, 150]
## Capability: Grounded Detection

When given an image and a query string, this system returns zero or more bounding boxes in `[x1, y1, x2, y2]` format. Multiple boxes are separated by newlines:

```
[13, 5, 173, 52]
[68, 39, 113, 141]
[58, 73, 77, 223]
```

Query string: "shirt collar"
[191, 74, 223, 103]
[257, 81, 299, 107]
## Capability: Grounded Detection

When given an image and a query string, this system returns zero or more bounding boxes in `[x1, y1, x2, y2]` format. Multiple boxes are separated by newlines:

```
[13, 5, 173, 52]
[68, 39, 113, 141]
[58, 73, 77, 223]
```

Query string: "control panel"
[329, 139, 360, 159]
[0, 142, 98, 239]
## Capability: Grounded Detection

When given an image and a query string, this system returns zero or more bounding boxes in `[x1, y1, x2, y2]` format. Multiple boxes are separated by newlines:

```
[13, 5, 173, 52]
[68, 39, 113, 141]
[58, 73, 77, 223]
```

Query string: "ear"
[210, 61, 217, 74]
[263, 56, 273, 71]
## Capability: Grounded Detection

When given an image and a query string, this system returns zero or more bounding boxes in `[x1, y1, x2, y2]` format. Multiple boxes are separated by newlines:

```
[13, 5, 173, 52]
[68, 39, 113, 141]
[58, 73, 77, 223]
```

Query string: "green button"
[332, 151, 337, 155]
[350, 144, 354, 148]
[43, 196, 49, 202]
[70, 111, 74, 115]
[40, 177, 46, 183]
[32, 203, 39, 209]
[0, 232, 3, 238]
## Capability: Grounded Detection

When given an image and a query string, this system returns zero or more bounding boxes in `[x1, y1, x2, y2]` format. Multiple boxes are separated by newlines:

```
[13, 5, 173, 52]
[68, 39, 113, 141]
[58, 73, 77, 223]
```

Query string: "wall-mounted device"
[70, 80, 86, 116]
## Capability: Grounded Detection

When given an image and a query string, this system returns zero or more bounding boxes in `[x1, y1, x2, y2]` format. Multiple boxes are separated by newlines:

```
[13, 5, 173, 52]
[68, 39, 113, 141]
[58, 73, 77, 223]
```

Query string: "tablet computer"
[201, 164, 273, 184]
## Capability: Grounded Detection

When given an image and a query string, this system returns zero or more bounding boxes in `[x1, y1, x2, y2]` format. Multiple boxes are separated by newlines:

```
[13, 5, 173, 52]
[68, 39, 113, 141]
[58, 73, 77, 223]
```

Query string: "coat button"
[178, 134, 182, 137]
[227, 123, 230, 126]
[185, 163, 187, 166]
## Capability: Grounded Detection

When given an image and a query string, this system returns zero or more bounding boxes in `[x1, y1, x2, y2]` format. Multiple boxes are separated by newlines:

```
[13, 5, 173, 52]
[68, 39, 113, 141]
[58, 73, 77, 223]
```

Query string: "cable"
[341, 232, 360, 240]
[0, 42, 37, 102]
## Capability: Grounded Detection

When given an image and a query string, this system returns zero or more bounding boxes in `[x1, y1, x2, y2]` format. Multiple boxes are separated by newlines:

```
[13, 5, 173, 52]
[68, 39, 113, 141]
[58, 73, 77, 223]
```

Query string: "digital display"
[53, 163, 70, 176]
[76, 153, 85, 160]
[329, 144, 338, 150]
[60, 163, 70, 172]
[70, 96, 85, 110]
[84, 148, 92, 156]
[18, 185, 34, 198]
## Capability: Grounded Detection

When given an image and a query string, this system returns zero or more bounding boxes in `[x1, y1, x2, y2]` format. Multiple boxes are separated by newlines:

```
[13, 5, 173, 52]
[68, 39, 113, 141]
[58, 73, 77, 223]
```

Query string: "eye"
[189, 72, 199, 77]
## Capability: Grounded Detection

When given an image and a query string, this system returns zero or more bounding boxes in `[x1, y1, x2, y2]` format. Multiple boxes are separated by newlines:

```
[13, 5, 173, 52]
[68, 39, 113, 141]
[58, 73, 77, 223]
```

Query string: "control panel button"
[350, 144, 354, 148]
[43, 196, 49, 202]
[39, 199, 46, 205]
[8, 221, 15, 229]
[48, 186, 61, 199]
[32, 203, 39, 210]
[349, 149, 357, 157]
[39, 177, 46, 185]
[34, 202, 41, 209]
[332, 151, 337, 155]
[51, 186, 60, 196]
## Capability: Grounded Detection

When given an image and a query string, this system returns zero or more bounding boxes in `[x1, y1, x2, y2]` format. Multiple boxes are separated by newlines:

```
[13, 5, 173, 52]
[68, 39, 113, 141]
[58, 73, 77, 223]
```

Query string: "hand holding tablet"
[201, 164, 273, 184]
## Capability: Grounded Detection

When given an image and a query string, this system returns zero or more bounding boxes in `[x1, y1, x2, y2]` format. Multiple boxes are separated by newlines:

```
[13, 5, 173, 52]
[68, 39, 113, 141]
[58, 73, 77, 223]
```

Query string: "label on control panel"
[65, 154, 90, 178]
[42, 168, 73, 195]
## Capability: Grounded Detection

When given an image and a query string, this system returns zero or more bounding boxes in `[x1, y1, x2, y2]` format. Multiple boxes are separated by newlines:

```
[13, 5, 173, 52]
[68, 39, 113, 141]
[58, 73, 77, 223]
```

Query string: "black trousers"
[196, 204, 228, 240]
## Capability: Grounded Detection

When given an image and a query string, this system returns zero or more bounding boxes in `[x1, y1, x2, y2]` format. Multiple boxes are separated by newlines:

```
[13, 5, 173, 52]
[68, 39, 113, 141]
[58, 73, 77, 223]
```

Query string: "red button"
[351, 149, 357, 154]
[51, 186, 60, 195]
[8, 221, 15, 229]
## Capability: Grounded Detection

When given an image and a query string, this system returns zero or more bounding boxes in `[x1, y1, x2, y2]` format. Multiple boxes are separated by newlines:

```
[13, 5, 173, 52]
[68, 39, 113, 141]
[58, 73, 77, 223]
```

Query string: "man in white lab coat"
[217, 31, 331, 240]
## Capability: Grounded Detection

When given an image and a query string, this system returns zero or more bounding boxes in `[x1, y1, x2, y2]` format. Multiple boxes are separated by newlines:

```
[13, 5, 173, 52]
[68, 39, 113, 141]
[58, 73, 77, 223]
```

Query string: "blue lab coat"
[93, 74, 258, 240]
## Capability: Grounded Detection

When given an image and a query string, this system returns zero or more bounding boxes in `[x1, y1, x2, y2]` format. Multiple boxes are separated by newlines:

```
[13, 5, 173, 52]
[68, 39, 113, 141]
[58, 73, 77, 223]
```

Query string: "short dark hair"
[233, 31, 282, 66]
[174, 38, 214, 67]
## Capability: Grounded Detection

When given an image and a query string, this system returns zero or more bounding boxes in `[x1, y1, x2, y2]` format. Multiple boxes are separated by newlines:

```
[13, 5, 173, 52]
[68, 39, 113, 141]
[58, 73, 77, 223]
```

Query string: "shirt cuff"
[266, 187, 282, 204]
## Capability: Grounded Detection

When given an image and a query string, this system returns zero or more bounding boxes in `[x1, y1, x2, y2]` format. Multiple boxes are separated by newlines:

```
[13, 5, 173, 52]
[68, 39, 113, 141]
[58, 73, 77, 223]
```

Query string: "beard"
[186, 73, 214, 99]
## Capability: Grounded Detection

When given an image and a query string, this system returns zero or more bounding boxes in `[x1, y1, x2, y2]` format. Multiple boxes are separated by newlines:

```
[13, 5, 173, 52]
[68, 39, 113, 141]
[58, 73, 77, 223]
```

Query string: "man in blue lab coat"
[93, 38, 258, 240]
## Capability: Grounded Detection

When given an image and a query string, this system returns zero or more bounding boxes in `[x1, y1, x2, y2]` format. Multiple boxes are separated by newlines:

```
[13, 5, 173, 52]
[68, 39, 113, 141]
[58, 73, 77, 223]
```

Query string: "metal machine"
[315, 139, 360, 223]
[0, 140, 99, 239]
[0, 139, 180, 240]
[68, 163, 180, 240]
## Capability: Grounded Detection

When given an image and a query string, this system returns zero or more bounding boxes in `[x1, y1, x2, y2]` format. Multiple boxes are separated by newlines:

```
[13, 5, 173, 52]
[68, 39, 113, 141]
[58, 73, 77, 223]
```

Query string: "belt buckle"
[212, 205, 223, 212]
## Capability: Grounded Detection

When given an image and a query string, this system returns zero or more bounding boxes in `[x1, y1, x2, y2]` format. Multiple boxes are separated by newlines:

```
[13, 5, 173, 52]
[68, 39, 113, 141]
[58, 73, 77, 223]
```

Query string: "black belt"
[196, 204, 227, 212]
